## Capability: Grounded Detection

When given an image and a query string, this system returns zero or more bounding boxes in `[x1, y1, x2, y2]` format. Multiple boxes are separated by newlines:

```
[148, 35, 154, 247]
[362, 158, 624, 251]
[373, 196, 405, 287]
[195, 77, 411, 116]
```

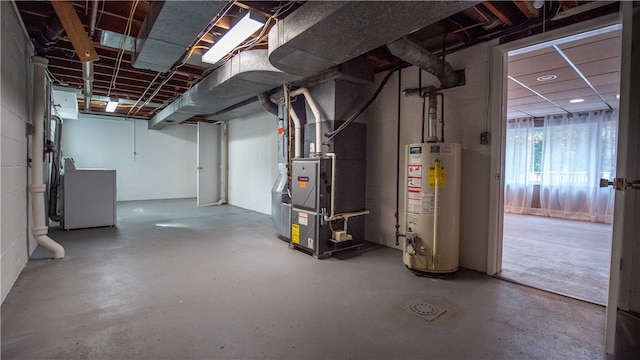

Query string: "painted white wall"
[364, 42, 492, 272]
[227, 110, 278, 215]
[1, 2, 34, 303]
[62, 115, 196, 201]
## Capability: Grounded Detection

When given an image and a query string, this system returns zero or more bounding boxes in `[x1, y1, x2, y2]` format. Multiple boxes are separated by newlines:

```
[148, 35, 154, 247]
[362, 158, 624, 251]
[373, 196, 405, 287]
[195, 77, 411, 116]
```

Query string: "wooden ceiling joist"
[482, 1, 513, 26]
[50, 1, 99, 62]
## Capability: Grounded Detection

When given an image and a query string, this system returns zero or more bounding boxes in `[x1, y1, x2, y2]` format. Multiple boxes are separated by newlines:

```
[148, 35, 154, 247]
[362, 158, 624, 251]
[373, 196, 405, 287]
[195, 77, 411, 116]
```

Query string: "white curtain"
[539, 110, 617, 223]
[504, 117, 536, 214]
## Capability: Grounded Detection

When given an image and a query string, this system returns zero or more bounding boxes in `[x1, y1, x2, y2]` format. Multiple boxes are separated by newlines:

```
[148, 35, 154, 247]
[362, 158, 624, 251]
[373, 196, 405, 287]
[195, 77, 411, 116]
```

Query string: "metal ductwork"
[133, 1, 227, 72]
[258, 93, 279, 116]
[268, 1, 477, 77]
[387, 37, 461, 88]
[34, 15, 65, 56]
[149, 50, 300, 129]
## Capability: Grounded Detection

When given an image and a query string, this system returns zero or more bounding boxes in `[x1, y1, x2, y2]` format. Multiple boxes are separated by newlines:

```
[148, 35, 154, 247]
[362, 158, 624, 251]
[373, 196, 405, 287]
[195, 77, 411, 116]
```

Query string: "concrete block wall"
[1, 1, 34, 302]
[227, 110, 278, 215]
[62, 116, 197, 201]
[363, 42, 493, 272]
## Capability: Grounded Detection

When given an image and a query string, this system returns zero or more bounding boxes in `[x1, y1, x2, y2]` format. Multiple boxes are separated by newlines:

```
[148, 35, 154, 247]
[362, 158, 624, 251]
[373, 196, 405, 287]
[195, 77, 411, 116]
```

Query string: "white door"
[605, 2, 640, 354]
[197, 122, 221, 206]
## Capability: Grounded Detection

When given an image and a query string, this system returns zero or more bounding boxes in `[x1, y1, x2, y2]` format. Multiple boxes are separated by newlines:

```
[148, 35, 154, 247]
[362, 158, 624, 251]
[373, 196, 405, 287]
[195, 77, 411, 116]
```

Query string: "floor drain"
[406, 301, 446, 321]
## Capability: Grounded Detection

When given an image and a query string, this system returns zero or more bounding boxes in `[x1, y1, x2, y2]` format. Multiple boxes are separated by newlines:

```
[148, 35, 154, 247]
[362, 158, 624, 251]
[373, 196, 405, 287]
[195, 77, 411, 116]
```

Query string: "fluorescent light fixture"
[569, 98, 584, 103]
[536, 74, 557, 82]
[201, 11, 265, 64]
[105, 100, 119, 112]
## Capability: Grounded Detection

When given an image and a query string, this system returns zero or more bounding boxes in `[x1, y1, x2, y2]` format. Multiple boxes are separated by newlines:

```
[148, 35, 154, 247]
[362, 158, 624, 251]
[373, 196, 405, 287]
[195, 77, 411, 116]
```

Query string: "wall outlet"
[480, 131, 490, 145]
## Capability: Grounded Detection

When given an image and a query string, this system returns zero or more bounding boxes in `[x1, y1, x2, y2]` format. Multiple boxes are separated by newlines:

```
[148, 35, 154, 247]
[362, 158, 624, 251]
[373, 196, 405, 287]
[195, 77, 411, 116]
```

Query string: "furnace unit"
[289, 120, 367, 258]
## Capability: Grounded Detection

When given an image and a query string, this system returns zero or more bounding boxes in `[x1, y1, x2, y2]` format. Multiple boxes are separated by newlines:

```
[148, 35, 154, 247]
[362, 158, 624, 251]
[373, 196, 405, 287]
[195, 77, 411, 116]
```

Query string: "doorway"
[497, 24, 621, 305]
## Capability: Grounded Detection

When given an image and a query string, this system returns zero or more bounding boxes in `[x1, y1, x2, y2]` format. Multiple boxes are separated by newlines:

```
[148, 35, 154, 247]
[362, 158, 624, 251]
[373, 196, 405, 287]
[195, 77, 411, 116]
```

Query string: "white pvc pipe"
[289, 108, 302, 158]
[290, 87, 322, 155]
[30, 56, 64, 258]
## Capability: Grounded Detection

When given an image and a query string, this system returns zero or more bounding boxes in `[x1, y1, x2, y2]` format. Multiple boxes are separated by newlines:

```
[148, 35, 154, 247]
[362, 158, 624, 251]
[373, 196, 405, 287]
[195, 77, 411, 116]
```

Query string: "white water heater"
[403, 143, 461, 274]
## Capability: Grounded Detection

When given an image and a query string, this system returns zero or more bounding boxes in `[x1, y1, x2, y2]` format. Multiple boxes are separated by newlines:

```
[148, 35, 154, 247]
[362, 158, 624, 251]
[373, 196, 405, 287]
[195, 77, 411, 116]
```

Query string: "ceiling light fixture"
[105, 99, 119, 112]
[201, 11, 266, 65]
[569, 98, 584, 103]
[536, 74, 557, 82]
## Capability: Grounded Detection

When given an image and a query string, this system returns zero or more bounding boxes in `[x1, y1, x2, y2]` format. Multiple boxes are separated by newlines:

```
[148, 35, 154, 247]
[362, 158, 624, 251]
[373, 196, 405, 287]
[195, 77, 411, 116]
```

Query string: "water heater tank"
[403, 143, 461, 273]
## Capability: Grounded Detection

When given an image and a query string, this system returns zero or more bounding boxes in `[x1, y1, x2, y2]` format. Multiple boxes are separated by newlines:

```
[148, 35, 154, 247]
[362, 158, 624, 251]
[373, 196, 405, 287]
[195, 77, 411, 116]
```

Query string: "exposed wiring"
[94, 0, 106, 33]
[271, 1, 297, 18]
[107, 0, 139, 99]
[125, 72, 161, 119]
[324, 65, 402, 143]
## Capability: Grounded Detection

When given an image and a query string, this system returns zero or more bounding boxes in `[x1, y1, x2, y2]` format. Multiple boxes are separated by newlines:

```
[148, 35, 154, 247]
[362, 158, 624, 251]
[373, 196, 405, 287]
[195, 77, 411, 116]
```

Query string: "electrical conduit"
[30, 56, 64, 258]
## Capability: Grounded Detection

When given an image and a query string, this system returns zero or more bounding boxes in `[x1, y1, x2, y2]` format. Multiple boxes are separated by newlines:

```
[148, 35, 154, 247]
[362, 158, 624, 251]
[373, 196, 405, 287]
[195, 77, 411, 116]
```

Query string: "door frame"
[605, 2, 639, 354]
[197, 122, 221, 206]
[487, 12, 620, 276]
[486, 10, 623, 355]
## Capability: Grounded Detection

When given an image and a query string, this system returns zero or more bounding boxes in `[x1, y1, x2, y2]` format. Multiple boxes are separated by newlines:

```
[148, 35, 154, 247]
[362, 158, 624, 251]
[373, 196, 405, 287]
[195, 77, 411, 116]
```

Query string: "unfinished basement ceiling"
[15, 1, 620, 124]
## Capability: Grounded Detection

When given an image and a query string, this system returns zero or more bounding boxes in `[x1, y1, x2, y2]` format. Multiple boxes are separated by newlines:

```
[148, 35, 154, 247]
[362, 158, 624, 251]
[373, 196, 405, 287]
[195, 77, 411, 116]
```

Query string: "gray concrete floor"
[501, 213, 611, 305]
[2, 199, 607, 359]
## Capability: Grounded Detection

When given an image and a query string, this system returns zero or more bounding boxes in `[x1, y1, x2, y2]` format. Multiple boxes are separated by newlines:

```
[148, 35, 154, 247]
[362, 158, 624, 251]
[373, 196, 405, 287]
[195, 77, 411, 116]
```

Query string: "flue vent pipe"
[387, 37, 459, 88]
[289, 87, 322, 155]
[403, 86, 439, 142]
[289, 108, 302, 158]
[30, 56, 65, 258]
[284, 85, 302, 158]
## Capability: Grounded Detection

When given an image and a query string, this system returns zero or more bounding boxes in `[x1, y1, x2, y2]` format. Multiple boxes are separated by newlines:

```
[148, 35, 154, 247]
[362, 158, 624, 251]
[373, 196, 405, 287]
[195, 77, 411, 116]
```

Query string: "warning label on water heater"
[423, 193, 441, 216]
[409, 146, 422, 164]
[428, 159, 445, 188]
[408, 164, 422, 193]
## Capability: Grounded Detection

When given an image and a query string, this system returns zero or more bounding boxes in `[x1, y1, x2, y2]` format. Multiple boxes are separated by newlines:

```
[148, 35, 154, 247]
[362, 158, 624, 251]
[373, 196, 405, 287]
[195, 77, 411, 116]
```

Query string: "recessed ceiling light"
[536, 74, 557, 82]
[569, 98, 584, 103]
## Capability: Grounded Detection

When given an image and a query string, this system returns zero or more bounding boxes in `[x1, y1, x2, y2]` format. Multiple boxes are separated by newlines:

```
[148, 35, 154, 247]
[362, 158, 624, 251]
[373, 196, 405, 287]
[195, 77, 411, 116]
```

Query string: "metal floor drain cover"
[406, 301, 446, 321]
[410, 303, 438, 316]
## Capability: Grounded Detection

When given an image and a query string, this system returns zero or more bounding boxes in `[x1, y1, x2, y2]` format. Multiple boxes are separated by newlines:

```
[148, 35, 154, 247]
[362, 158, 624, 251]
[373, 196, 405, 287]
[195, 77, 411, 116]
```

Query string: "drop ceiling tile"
[508, 95, 549, 107]
[576, 58, 620, 77]
[506, 28, 621, 121]
[564, 102, 612, 112]
[559, 36, 622, 65]
[512, 67, 578, 87]
[508, 52, 567, 77]
[528, 78, 589, 95]
[589, 72, 620, 87]
[508, 46, 555, 62]
[545, 87, 595, 102]
[526, 107, 570, 118]
[594, 83, 621, 94]
[507, 87, 537, 100]
[556, 30, 620, 50]
[507, 109, 534, 119]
